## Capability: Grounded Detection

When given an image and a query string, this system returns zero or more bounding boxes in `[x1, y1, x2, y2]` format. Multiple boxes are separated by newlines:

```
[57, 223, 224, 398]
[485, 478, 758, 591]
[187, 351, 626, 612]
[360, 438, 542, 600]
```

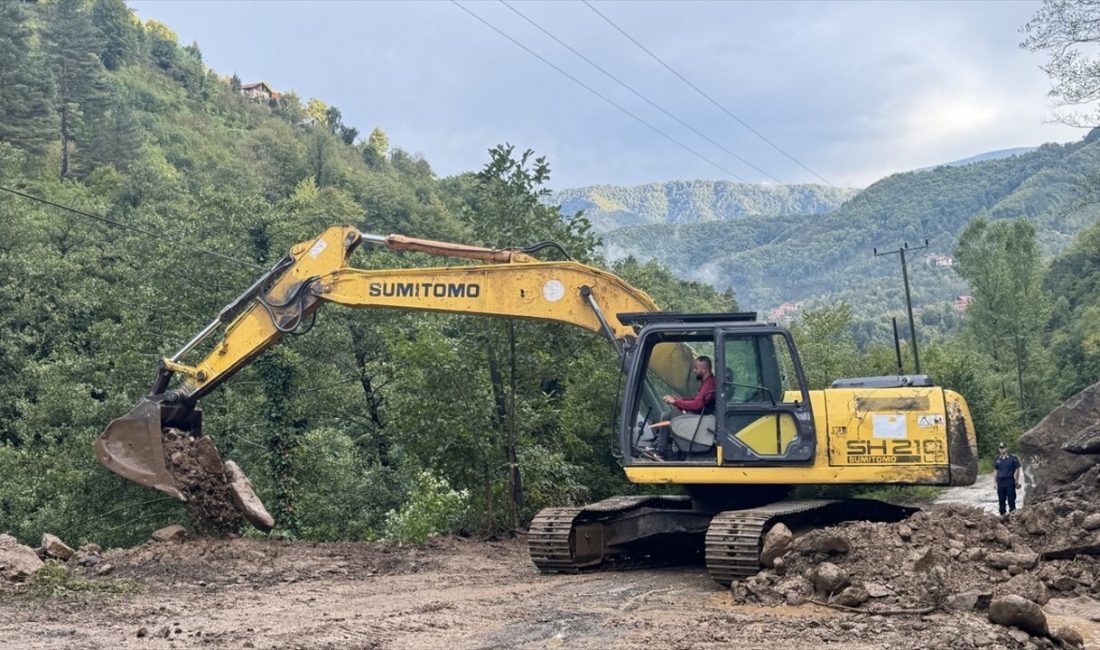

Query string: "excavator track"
[704, 498, 918, 586]
[529, 495, 704, 574]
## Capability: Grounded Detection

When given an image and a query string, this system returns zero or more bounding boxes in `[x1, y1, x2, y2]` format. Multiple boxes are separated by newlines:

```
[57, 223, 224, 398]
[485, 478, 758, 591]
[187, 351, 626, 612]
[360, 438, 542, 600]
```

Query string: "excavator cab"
[621, 312, 816, 466]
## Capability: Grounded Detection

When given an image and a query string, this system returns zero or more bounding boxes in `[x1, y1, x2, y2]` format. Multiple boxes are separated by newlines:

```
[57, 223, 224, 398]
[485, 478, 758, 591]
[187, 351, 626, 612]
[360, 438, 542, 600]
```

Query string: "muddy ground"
[0, 530, 1095, 650]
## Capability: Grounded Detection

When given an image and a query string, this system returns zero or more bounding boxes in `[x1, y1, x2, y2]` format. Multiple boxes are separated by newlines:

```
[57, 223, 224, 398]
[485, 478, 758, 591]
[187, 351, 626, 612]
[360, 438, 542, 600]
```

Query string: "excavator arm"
[94, 225, 686, 526]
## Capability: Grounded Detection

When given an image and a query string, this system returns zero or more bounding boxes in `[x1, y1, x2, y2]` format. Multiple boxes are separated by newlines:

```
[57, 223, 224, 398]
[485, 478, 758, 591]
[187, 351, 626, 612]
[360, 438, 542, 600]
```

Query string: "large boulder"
[988, 595, 1048, 637]
[760, 523, 793, 568]
[0, 534, 44, 581]
[1063, 423, 1100, 455]
[40, 533, 74, 561]
[1019, 382, 1100, 501]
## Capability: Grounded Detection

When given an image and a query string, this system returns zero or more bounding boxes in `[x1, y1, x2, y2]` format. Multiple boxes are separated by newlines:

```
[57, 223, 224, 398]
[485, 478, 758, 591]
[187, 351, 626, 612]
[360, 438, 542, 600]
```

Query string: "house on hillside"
[953, 295, 973, 313]
[926, 253, 955, 268]
[240, 82, 274, 101]
[768, 301, 803, 323]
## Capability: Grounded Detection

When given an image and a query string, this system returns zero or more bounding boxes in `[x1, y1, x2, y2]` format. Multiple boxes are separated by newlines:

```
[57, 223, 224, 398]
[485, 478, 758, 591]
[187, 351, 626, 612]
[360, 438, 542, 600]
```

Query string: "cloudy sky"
[129, 0, 1083, 190]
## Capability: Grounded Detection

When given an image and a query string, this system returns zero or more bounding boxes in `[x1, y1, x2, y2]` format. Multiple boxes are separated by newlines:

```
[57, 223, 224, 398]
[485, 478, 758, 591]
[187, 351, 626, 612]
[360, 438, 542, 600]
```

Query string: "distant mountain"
[551, 181, 860, 232]
[596, 133, 1100, 333]
[917, 147, 1038, 172]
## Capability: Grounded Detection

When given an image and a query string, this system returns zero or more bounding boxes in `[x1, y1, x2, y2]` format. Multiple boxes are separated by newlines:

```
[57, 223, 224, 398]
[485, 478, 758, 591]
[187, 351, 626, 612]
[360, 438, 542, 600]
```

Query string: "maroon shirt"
[673, 374, 716, 414]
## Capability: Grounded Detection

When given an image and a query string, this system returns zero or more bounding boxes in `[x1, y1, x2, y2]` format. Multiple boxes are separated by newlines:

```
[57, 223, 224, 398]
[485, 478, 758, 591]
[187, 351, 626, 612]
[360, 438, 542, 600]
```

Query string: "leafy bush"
[382, 471, 469, 545]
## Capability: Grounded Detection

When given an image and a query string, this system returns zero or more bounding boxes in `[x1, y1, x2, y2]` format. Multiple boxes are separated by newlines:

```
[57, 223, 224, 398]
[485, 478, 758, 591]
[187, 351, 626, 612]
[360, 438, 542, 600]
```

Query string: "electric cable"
[501, 0, 784, 184]
[451, 0, 748, 182]
[582, 0, 835, 186]
[0, 185, 265, 270]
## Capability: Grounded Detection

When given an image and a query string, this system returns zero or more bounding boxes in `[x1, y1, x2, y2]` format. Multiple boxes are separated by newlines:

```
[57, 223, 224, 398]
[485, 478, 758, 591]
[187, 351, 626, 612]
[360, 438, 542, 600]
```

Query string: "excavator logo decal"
[368, 282, 482, 299]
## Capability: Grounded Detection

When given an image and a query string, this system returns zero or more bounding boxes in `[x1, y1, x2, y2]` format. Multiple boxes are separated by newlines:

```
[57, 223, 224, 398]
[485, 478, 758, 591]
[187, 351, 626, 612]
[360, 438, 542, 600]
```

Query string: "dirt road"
[936, 473, 1027, 515]
[0, 533, 1088, 650]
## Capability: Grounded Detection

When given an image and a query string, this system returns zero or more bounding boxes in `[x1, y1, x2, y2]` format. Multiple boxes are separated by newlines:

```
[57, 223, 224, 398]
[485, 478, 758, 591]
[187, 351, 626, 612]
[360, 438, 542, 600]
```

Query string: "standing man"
[994, 442, 1022, 516]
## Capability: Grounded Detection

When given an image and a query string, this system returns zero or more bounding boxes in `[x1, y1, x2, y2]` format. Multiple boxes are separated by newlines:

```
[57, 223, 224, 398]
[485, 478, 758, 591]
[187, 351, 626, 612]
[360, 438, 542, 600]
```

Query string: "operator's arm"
[670, 376, 715, 412]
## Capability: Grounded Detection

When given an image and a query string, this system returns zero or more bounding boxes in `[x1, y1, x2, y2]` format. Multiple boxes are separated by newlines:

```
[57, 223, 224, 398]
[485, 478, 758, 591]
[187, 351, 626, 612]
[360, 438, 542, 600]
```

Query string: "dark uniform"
[994, 452, 1021, 515]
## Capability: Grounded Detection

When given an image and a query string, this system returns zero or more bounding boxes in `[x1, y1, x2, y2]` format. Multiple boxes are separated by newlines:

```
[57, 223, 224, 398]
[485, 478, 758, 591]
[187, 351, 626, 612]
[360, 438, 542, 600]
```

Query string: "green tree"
[0, 2, 55, 154]
[44, 0, 109, 178]
[954, 217, 1053, 422]
[363, 127, 389, 168]
[80, 97, 143, 173]
[788, 303, 861, 389]
[90, 0, 138, 71]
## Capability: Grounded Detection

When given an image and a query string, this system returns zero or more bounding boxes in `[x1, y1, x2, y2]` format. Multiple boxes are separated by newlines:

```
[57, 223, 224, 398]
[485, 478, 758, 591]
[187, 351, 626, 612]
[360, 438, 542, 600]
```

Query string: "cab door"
[717, 329, 815, 463]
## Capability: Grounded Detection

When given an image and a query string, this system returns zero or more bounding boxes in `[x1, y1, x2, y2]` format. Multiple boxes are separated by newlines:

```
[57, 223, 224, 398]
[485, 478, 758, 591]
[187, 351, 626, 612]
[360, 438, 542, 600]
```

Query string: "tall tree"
[0, 3, 56, 154]
[363, 127, 389, 168]
[43, 0, 109, 178]
[90, 0, 138, 70]
[80, 97, 143, 173]
[954, 217, 1053, 422]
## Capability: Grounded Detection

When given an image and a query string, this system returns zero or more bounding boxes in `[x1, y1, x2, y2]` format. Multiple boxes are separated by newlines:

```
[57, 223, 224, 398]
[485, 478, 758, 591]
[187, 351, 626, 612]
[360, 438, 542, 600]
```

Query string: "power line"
[450, 0, 747, 182]
[582, 0, 835, 187]
[500, 0, 783, 184]
[0, 185, 264, 270]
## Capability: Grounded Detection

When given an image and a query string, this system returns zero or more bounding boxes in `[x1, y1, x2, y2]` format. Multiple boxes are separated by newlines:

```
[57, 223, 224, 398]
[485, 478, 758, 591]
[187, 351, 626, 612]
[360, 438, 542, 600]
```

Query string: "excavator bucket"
[94, 399, 184, 501]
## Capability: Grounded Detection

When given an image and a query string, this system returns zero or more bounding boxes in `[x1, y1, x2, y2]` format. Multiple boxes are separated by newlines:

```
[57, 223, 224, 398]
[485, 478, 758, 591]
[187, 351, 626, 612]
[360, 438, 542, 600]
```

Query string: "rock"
[996, 573, 1049, 606]
[137, 627, 149, 638]
[1051, 625, 1085, 648]
[79, 543, 101, 554]
[1008, 628, 1031, 644]
[1082, 513, 1100, 531]
[1019, 382, 1100, 500]
[967, 547, 986, 562]
[995, 527, 1014, 547]
[760, 523, 793, 568]
[986, 551, 1039, 570]
[776, 576, 811, 606]
[834, 585, 869, 607]
[94, 563, 114, 577]
[1050, 576, 1077, 592]
[1062, 423, 1100, 455]
[225, 460, 276, 533]
[945, 590, 992, 612]
[1024, 512, 1046, 536]
[0, 533, 44, 581]
[794, 531, 850, 555]
[864, 581, 893, 598]
[152, 525, 188, 543]
[988, 595, 1049, 637]
[907, 546, 935, 572]
[811, 562, 850, 595]
[40, 533, 74, 561]
[898, 523, 912, 542]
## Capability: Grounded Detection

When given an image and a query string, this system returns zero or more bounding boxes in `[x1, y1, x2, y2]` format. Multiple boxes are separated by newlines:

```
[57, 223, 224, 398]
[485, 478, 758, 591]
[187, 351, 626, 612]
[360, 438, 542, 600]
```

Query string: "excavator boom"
[95, 226, 678, 528]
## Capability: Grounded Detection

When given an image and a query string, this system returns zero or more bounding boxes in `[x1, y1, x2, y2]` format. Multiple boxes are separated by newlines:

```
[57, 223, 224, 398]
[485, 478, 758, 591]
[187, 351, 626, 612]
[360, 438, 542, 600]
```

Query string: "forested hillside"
[551, 181, 858, 231]
[0, 0, 734, 547]
[601, 133, 1100, 342]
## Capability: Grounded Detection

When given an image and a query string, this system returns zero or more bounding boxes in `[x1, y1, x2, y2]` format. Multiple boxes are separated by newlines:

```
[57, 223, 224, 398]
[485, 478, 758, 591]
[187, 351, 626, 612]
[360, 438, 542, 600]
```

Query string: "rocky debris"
[224, 460, 275, 533]
[0, 534, 44, 581]
[70, 544, 103, 569]
[987, 595, 1048, 637]
[907, 546, 935, 572]
[792, 530, 850, 555]
[1082, 513, 1100, 531]
[760, 523, 792, 568]
[40, 533, 74, 561]
[833, 585, 869, 607]
[162, 428, 244, 536]
[1062, 423, 1100, 455]
[995, 573, 1049, 606]
[986, 550, 1040, 571]
[152, 525, 188, 543]
[811, 562, 850, 595]
[1019, 381, 1100, 500]
[945, 590, 992, 612]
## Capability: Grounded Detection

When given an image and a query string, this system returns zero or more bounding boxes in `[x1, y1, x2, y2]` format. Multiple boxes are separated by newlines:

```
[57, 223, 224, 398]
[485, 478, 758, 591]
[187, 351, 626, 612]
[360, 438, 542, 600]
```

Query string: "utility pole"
[874, 239, 928, 374]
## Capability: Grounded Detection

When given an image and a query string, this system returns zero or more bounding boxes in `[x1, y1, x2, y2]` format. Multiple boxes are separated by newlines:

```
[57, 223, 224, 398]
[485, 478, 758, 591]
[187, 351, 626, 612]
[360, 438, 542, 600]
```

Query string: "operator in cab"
[663, 356, 716, 415]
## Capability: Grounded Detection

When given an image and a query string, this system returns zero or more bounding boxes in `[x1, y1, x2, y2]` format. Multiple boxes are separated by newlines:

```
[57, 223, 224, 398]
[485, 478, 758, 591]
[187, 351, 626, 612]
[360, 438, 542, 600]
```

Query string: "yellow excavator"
[95, 225, 978, 585]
